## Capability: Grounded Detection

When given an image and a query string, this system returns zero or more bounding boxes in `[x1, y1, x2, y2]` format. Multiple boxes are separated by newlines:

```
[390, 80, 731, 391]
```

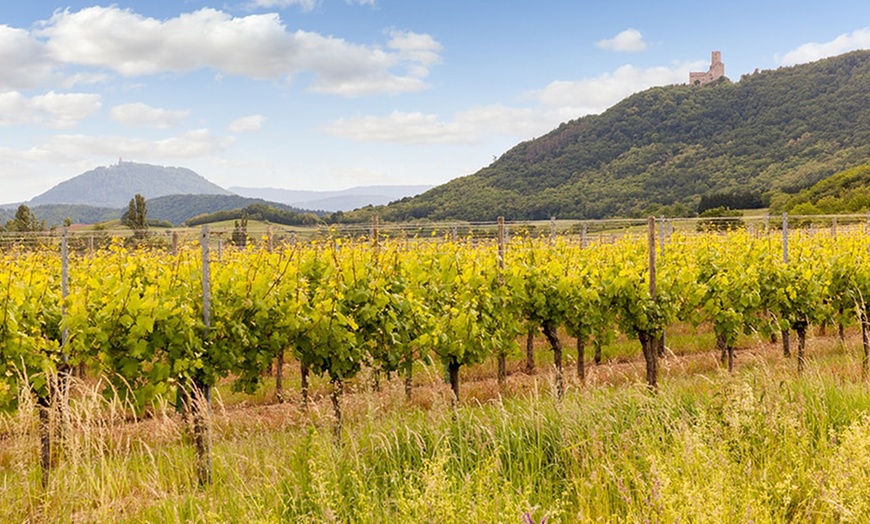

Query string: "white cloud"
[36, 6, 441, 96]
[30, 91, 103, 128]
[228, 114, 267, 132]
[595, 29, 647, 53]
[325, 111, 475, 144]
[0, 25, 55, 89]
[386, 29, 443, 78]
[58, 72, 112, 89]
[0, 90, 101, 128]
[324, 106, 550, 145]
[532, 63, 691, 116]
[109, 102, 190, 129]
[0, 92, 30, 126]
[42, 129, 233, 159]
[778, 28, 870, 65]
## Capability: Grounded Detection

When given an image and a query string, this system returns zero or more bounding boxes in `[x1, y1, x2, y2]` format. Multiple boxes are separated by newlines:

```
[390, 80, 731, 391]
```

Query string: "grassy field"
[4, 328, 870, 523]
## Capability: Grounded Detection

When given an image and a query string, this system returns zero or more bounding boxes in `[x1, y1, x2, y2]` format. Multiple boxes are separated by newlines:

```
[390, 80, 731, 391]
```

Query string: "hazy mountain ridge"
[229, 185, 433, 212]
[28, 161, 232, 208]
[2, 161, 431, 226]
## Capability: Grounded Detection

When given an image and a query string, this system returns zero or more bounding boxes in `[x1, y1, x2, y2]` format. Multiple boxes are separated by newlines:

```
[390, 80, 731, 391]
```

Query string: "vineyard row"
[3, 220, 870, 484]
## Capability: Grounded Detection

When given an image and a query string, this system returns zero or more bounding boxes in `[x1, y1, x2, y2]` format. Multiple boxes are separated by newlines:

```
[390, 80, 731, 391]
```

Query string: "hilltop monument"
[690, 51, 725, 85]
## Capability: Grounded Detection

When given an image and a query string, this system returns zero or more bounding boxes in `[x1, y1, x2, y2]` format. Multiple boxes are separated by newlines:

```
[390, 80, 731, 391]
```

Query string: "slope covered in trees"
[771, 163, 870, 215]
[146, 194, 319, 226]
[354, 50, 870, 222]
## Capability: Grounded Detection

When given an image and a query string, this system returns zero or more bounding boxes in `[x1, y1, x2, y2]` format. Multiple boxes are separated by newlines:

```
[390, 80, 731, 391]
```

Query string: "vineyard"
[4, 215, 870, 522]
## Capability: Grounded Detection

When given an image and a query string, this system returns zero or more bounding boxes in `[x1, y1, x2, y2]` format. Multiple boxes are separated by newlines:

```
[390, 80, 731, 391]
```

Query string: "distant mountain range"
[229, 185, 432, 212]
[29, 161, 231, 208]
[1, 161, 433, 227]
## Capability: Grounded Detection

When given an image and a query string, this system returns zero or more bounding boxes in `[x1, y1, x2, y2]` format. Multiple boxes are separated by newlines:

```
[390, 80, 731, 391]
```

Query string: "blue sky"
[2, 1, 870, 204]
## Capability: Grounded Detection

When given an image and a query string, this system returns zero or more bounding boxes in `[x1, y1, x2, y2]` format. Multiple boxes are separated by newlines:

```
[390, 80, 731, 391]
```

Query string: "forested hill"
[362, 50, 870, 222]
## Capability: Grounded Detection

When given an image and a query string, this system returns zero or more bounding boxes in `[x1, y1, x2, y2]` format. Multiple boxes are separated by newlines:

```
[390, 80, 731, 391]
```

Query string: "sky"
[2, 1, 870, 204]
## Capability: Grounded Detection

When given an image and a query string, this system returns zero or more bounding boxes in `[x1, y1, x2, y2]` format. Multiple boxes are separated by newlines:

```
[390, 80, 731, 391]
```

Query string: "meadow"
[5, 328, 870, 523]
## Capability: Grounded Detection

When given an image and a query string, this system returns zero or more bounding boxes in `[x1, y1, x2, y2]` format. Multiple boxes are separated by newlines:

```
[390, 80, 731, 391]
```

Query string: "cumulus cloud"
[532, 63, 690, 117]
[0, 90, 102, 128]
[41, 129, 233, 158]
[778, 28, 870, 65]
[595, 29, 647, 52]
[325, 111, 474, 144]
[0, 92, 30, 126]
[36, 6, 441, 96]
[109, 102, 190, 129]
[0, 25, 55, 89]
[324, 106, 551, 145]
[228, 114, 267, 132]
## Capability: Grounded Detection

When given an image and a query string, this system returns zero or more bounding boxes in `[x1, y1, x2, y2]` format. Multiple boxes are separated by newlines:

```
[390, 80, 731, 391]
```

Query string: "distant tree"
[232, 210, 248, 248]
[6, 204, 44, 232]
[122, 194, 148, 237]
[698, 191, 765, 214]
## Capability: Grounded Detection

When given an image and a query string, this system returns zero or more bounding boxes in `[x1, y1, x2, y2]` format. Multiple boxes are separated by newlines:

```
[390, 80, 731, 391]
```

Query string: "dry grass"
[4, 326, 870, 522]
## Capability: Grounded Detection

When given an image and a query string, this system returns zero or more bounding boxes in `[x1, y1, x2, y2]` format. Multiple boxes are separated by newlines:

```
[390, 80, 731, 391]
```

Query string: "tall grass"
[5, 349, 870, 522]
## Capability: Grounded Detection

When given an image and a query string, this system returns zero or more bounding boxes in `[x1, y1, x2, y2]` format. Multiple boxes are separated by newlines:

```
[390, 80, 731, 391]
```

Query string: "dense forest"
[183, 202, 321, 227]
[146, 194, 320, 226]
[337, 50, 870, 222]
[771, 163, 870, 215]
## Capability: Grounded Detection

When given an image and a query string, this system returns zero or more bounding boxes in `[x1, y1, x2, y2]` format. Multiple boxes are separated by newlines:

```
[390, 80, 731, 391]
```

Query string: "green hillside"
[354, 50, 870, 222]
[772, 163, 870, 215]
[145, 194, 318, 226]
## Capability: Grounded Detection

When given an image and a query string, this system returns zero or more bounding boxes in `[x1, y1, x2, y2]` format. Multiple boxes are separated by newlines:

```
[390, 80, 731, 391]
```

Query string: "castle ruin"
[689, 51, 724, 85]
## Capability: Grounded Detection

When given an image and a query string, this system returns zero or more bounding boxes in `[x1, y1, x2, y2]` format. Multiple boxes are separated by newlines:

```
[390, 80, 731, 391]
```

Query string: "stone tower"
[689, 51, 725, 85]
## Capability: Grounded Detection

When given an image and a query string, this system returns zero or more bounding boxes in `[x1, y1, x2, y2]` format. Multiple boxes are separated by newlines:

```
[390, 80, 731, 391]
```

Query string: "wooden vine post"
[269, 227, 285, 402]
[40, 228, 71, 488]
[549, 217, 556, 247]
[59, 227, 70, 427]
[657, 219, 666, 357]
[195, 225, 213, 486]
[782, 213, 791, 358]
[371, 215, 382, 392]
[644, 216, 659, 390]
[862, 307, 870, 379]
[496, 217, 507, 385]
